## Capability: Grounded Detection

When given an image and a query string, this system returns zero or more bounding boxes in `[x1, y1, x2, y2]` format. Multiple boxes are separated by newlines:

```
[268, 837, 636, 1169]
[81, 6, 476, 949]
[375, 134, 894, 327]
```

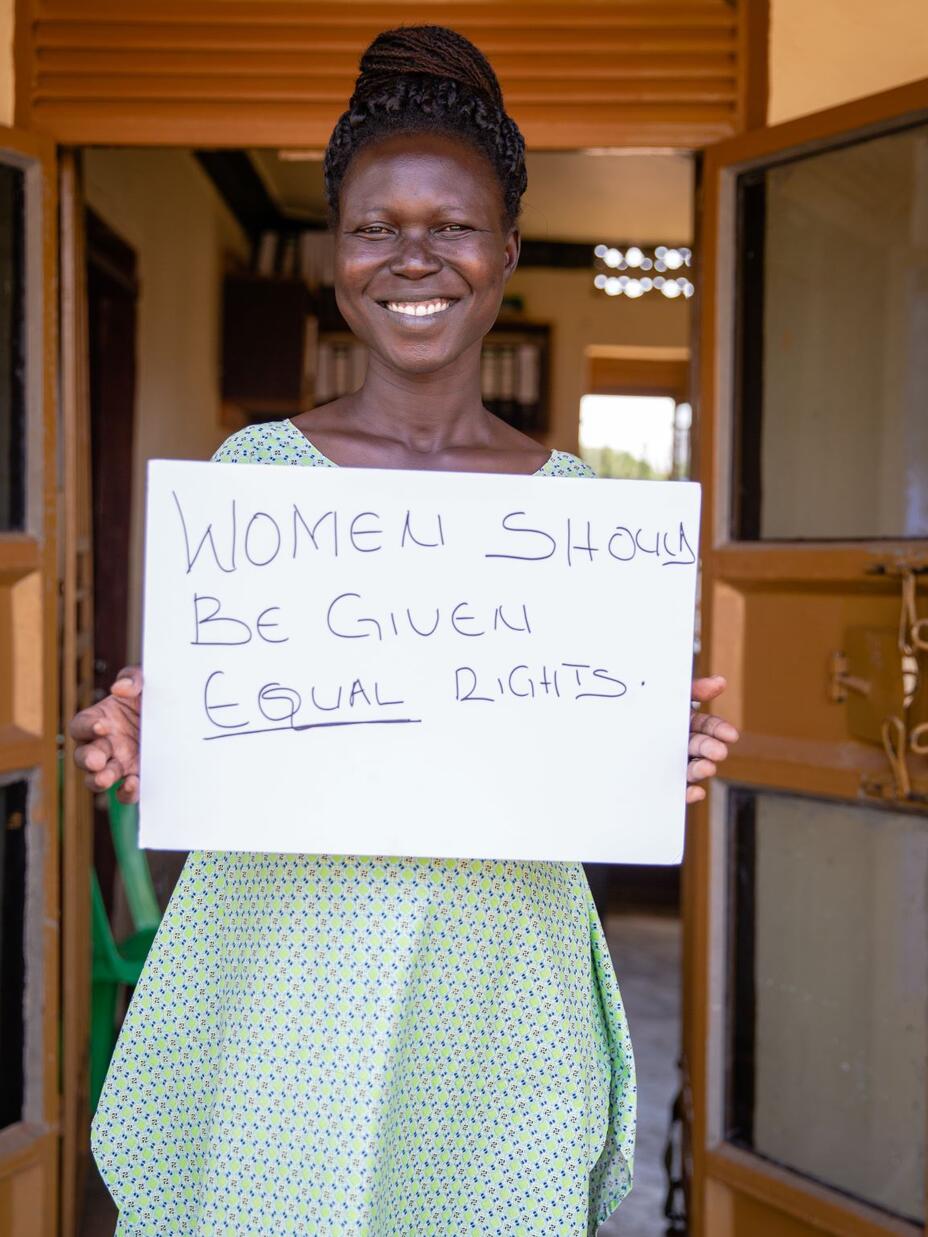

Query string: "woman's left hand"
[687, 675, 740, 804]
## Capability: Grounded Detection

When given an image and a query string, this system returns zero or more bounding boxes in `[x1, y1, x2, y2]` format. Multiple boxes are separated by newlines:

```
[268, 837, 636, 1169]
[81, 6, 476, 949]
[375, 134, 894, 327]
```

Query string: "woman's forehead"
[342, 133, 500, 209]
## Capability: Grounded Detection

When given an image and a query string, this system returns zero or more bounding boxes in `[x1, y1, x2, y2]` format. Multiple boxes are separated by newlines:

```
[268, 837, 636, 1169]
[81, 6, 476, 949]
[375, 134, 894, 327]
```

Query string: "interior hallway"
[601, 914, 682, 1237]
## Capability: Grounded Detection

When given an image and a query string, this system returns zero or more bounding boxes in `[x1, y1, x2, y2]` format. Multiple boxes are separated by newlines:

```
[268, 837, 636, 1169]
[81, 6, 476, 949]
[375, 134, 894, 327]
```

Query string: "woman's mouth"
[380, 298, 458, 319]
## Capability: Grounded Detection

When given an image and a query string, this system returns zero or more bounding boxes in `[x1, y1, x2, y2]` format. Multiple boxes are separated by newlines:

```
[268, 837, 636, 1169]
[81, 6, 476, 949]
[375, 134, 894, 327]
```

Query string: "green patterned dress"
[92, 420, 636, 1237]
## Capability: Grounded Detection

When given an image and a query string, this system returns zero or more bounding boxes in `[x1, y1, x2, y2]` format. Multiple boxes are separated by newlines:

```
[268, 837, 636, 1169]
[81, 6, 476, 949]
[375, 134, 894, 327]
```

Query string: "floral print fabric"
[92, 419, 636, 1236]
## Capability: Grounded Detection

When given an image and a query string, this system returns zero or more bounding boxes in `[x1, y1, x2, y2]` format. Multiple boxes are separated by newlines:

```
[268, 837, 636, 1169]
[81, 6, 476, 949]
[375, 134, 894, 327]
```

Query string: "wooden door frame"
[689, 75, 928, 1237]
[585, 350, 690, 405]
[28, 20, 928, 1237]
[13, 0, 769, 150]
[58, 147, 95, 1237]
[0, 122, 59, 1237]
[13, 1, 773, 1231]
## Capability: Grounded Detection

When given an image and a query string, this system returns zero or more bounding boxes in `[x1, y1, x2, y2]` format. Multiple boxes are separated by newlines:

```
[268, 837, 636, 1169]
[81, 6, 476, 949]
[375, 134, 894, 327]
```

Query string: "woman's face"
[334, 132, 519, 376]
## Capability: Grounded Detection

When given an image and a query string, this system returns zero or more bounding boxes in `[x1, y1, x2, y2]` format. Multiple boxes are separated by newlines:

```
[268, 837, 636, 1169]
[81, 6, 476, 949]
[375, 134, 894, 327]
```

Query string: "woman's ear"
[503, 228, 521, 281]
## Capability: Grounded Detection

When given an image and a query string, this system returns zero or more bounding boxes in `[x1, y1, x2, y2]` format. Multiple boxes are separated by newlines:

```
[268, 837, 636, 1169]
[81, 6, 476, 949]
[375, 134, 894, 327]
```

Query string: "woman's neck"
[340, 342, 492, 454]
[291, 338, 549, 474]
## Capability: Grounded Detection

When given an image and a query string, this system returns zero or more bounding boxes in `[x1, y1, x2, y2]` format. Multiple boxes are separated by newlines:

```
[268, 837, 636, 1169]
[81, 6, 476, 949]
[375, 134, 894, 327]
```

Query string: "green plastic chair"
[90, 786, 162, 1113]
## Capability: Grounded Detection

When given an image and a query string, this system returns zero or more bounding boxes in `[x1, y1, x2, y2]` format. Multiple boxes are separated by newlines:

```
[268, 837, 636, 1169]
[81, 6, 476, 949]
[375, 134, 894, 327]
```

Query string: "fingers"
[687, 757, 717, 784]
[111, 666, 143, 698]
[82, 752, 125, 792]
[73, 735, 113, 774]
[115, 774, 140, 805]
[686, 785, 707, 804]
[691, 674, 727, 704]
[688, 731, 730, 763]
[69, 703, 105, 743]
[691, 711, 740, 744]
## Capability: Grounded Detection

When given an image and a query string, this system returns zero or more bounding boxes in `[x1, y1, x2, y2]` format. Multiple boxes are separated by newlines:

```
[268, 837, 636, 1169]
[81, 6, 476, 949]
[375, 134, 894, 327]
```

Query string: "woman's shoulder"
[211, 420, 332, 467]
[540, 450, 596, 478]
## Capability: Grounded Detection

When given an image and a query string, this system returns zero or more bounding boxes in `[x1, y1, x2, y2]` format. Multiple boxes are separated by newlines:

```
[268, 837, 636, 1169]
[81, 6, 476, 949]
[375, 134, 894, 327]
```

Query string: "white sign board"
[139, 460, 701, 863]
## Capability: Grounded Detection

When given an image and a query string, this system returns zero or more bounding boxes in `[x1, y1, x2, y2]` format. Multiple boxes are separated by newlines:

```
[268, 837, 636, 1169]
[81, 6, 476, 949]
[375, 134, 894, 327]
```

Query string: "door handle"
[832, 568, 928, 804]
[827, 652, 870, 702]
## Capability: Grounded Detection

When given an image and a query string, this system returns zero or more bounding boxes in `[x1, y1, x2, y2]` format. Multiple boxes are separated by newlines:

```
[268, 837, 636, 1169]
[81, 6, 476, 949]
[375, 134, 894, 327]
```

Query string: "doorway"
[73, 142, 696, 1237]
[689, 80, 928, 1237]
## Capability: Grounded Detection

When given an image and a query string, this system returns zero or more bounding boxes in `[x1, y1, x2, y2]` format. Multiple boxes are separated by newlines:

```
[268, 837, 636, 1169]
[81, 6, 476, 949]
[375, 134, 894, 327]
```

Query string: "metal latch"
[830, 567, 928, 803]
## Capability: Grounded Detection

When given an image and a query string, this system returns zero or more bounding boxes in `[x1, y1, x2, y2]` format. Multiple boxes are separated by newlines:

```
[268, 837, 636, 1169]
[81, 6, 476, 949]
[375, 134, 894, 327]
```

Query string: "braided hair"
[324, 26, 527, 227]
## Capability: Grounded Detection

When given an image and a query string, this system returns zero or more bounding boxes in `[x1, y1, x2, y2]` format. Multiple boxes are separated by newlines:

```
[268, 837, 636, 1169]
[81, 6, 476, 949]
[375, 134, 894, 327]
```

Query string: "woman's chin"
[376, 341, 471, 378]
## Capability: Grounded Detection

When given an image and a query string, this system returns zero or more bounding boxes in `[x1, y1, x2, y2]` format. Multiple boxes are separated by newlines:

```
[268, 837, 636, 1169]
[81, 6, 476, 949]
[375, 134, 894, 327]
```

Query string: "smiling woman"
[332, 132, 517, 371]
[289, 124, 549, 475]
[76, 22, 737, 1237]
[281, 26, 550, 477]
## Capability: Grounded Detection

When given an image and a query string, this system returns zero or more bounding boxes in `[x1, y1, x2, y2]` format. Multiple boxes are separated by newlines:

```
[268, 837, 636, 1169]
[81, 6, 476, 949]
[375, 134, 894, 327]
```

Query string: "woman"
[73, 26, 737, 1236]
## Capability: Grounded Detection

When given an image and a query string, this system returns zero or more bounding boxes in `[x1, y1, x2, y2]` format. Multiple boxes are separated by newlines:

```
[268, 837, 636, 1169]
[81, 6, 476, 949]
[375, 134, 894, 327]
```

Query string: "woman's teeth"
[385, 299, 454, 317]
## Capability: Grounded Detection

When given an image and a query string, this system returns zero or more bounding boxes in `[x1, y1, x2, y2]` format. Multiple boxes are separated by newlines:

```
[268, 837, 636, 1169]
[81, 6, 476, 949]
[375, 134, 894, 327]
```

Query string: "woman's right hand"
[69, 665, 143, 804]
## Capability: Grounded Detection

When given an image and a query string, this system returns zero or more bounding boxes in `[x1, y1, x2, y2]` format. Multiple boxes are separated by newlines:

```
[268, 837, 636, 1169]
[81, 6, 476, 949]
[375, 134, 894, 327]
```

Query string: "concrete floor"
[600, 914, 682, 1237]
[79, 913, 682, 1237]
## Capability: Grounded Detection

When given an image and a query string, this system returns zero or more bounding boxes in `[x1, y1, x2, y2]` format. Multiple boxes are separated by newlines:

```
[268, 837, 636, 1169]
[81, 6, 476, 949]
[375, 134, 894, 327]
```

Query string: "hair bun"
[354, 25, 504, 110]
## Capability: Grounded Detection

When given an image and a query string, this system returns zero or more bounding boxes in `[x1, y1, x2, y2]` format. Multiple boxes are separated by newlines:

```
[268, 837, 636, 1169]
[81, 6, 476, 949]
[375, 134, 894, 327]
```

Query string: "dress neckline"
[283, 417, 557, 477]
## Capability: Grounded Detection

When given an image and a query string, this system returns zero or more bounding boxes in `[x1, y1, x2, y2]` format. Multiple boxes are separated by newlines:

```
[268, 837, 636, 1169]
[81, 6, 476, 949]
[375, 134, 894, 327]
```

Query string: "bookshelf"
[221, 267, 551, 438]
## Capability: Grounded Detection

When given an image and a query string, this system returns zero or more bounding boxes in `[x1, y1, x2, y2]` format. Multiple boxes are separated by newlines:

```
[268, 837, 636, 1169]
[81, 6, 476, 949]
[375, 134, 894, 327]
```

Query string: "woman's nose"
[389, 231, 442, 277]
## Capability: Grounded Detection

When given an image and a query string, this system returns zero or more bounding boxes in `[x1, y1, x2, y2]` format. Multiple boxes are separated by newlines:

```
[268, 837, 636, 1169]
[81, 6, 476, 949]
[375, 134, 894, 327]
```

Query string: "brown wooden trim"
[714, 543, 928, 584]
[36, 74, 740, 107]
[34, 121, 60, 1152]
[0, 536, 41, 575]
[681, 797, 712, 1237]
[34, 1, 740, 27]
[0, 120, 59, 1237]
[586, 355, 689, 400]
[685, 80, 724, 1237]
[0, 726, 44, 772]
[715, 741, 909, 802]
[57, 147, 94, 1237]
[735, 0, 767, 130]
[706, 1144, 921, 1237]
[0, 1123, 54, 1177]
[13, 0, 35, 128]
[35, 47, 739, 79]
[0, 1129, 57, 1236]
[704, 75, 928, 179]
[24, 104, 741, 151]
[693, 70, 928, 1237]
[17, 0, 758, 149]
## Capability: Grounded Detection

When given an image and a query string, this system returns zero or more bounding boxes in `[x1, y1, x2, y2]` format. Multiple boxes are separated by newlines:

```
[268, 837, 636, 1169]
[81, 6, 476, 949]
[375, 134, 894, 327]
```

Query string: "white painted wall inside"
[84, 149, 249, 659]
[505, 267, 689, 454]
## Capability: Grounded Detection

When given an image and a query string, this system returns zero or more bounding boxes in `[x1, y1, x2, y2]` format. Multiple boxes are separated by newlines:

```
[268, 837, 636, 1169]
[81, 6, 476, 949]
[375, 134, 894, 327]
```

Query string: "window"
[579, 394, 692, 480]
[727, 786, 927, 1223]
[734, 120, 928, 541]
[0, 778, 27, 1129]
[0, 162, 25, 532]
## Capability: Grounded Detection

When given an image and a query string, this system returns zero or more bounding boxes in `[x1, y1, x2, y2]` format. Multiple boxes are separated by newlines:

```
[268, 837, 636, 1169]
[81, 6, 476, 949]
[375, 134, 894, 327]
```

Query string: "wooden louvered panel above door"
[16, 0, 767, 148]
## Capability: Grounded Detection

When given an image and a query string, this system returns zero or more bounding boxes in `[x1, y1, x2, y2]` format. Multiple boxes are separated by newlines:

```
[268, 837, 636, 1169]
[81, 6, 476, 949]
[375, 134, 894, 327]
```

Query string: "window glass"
[734, 122, 928, 540]
[0, 162, 25, 532]
[727, 787, 927, 1222]
[0, 778, 27, 1129]
[579, 394, 691, 479]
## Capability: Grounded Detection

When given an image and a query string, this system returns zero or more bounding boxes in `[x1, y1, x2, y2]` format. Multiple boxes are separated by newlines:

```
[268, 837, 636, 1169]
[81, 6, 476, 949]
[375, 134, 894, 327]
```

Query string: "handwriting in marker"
[203, 717, 423, 741]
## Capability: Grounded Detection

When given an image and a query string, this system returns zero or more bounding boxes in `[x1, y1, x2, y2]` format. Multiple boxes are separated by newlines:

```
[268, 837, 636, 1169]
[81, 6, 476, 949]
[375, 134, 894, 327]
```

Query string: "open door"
[58, 148, 95, 1237]
[0, 126, 60, 1236]
[685, 78, 928, 1237]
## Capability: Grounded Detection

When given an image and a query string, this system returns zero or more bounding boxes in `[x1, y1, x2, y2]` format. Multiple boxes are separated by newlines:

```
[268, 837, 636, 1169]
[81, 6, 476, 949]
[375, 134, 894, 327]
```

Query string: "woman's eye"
[357, 225, 392, 236]
[437, 224, 469, 234]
